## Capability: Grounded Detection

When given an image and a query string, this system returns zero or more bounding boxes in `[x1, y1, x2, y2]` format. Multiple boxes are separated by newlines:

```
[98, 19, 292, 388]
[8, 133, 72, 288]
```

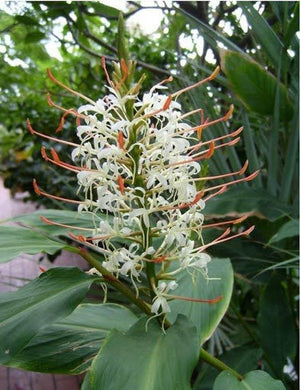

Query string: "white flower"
[73, 81, 210, 292]
[151, 281, 178, 314]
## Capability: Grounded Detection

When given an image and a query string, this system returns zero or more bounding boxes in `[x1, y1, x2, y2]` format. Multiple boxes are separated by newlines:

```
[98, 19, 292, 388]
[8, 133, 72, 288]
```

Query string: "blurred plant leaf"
[220, 50, 293, 120]
[168, 258, 233, 344]
[6, 303, 138, 374]
[239, 2, 285, 67]
[0, 267, 98, 364]
[268, 219, 299, 243]
[193, 345, 262, 389]
[204, 187, 293, 221]
[0, 226, 69, 263]
[258, 274, 297, 377]
[90, 2, 120, 18]
[213, 370, 285, 390]
[3, 209, 108, 237]
[82, 315, 198, 390]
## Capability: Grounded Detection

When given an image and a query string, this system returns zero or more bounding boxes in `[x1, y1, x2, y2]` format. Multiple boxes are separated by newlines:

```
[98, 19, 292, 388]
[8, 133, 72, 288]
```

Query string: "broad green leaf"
[204, 187, 293, 221]
[6, 303, 138, 374]
[258, 275, 297, 376]
[168, 258, 233, 344]
[220, 50, 294, 121]
[90, 3, 120, 18]
[269, 219, 299, 243]
[14, 14, 39, 25]
[24, 31, 46, 44]
[193, 346, 262, 389]
[3, 209, 100, 236]
[82, 315, 198, 390]
[0, 267, 98, 364]
[0, 226, 68, 263]
[213, 370, 285, 390]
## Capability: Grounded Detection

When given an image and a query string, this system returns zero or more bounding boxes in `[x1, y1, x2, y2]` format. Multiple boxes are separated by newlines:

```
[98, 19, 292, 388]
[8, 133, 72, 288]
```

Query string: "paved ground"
[0, 179, 85, 390]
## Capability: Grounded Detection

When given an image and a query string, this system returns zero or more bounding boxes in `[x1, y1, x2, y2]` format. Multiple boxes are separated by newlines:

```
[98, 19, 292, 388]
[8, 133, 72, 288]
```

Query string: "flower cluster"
[28, 60, 258, 315]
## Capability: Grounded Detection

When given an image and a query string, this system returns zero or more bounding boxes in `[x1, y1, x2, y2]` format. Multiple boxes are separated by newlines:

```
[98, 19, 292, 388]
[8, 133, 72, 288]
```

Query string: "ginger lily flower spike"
[28, 58, 259, 317]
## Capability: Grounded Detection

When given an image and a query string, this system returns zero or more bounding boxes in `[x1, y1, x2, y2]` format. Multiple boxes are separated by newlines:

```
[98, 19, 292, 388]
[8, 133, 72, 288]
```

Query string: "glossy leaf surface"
[0, 267, 97, 364]
[82, 315, 198, 390]
[168, 258, 233, 343]
[258, 275, 297, 377]
[0, 225, 69, 263]
[6, 303, 138, 374]
[220, 50, 293, 121]
[213, 370, 285, 390]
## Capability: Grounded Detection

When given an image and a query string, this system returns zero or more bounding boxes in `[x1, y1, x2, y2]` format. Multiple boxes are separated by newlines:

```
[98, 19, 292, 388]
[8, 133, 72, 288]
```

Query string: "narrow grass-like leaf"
[239, 2, 285, 67]
[269, 219, 299, 244]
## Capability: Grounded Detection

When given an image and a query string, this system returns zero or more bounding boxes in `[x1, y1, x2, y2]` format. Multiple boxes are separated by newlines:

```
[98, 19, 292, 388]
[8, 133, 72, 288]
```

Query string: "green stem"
[200, 348, 243, 381]
[67, 246, 152, 316]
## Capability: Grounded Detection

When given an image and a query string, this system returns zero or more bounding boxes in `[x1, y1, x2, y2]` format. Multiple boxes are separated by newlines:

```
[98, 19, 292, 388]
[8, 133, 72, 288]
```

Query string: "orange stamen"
[33, 178, 41, 195]
[40, 147, 81, 173]
[40, 216, 94, 231]
[118, 131, 125, 150]
[200, 226, 255, 252]
[27, 118, 78, 147]
[168, 294, 223, 304]
[33, 179, 82, 205]
[47, 68, 95, 104]
[172, 66, 220, 98]
[101, 57, 114, 88]
[202, 215, 248, 229]
[68, 232, 87, 242]
[55, 110, 78, 133]
[118, 175, 125, 194]
[114, 58, 129, 90]
[163, 95, 172, 110]
[179, 190, 204, 209]
[188, 126, 244, 154]
[203, 185, 227, 202]
[193, 160, 249, 183]
[143, 95, 173, 118]
[153, 255, 167, 263]
[203, 170, 259, 194]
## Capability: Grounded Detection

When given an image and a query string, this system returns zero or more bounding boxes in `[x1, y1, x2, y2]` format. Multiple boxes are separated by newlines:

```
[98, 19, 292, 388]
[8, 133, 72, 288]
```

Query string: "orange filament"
[172, 66, 220, 98]
[33, 179, 82, 205]
[153, 255, 167, 263]
[202, 215, 248, 229]
[101, 56, 114, 88]
[40, 147, 81, 173]
[40, 216, 94, 231]
[27, 118, 78, 147]
[118, 175, 125, 194]
[118, 131, 125, 150]
[47, 68, 95, 104]
[167, 293, 223, 304]
[202, 170, 259, 195]
[143, 95, 173, 118]
[114, 58, 130, 90]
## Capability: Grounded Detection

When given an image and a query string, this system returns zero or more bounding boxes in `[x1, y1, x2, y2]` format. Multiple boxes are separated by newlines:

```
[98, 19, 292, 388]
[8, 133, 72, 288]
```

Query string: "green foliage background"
[0, 1, 298, 389]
